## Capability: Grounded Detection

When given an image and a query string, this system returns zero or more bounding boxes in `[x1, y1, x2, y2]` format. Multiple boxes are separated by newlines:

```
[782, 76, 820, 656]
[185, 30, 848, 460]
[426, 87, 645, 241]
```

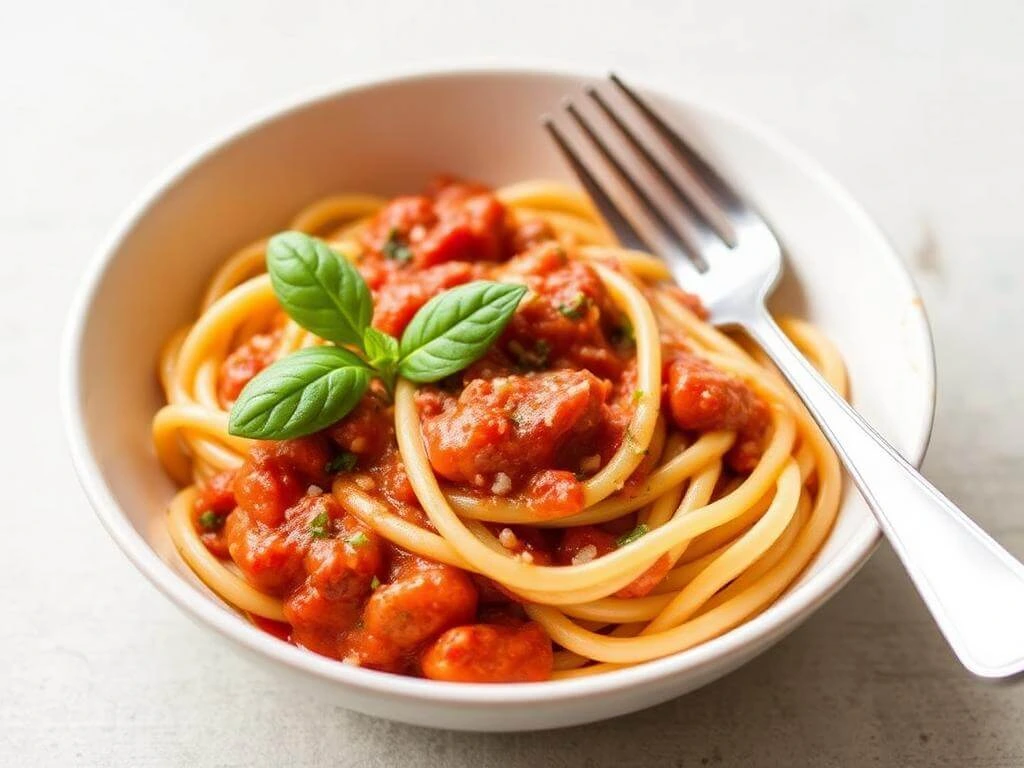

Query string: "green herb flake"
[616, 523, 649, 548]
[197, 510, 224, 532]
[325, 452, 358, 474]
[382, 227, 414, 264]
[370, 576, 381, 590]
[347, 531, 370, 549]
[309, 511, 331, 539]
[632, 389, 645, 405]
[557, 292, 591, 320]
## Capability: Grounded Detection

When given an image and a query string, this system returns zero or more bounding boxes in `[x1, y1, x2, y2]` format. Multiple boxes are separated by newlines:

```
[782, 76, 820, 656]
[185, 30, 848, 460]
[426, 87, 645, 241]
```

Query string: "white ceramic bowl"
[61, 68, 935, 731]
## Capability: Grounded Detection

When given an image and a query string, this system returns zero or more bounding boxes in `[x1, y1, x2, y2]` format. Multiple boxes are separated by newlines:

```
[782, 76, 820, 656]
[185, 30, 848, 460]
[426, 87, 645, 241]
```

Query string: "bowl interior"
[65, 70, 934, 712]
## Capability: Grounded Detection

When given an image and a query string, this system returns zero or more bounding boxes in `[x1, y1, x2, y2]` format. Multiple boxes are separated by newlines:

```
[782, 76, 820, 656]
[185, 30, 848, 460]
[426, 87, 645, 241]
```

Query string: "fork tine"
[585, 86, 736, 249]
[542, 118, 648, 252]
[564, 101, 708, 270]
[609, 73, 746, 216]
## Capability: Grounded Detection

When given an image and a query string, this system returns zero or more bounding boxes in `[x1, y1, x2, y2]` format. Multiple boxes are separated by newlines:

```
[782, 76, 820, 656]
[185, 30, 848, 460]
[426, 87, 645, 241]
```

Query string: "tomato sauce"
[200, 177, 771, 682]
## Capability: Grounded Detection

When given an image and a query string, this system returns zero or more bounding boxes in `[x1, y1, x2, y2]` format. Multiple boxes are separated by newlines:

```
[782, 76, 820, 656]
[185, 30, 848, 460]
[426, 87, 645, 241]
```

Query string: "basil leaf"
[228, 346, 371, 439]
[267, 231, 372, 348]
[364, 327, 399, 367]
[398, 281, 527, 383]
[363, 326, 400, 391]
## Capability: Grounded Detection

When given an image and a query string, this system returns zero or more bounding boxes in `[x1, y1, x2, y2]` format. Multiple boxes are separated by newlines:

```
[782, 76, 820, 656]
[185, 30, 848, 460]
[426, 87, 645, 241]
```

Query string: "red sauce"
[663, 350, 771, 472]
[201, 177, 771, 682]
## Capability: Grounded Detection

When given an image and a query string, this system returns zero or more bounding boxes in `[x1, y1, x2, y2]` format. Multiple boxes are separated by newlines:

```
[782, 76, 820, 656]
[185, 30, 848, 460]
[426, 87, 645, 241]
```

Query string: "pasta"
[153, 176, 845, 682]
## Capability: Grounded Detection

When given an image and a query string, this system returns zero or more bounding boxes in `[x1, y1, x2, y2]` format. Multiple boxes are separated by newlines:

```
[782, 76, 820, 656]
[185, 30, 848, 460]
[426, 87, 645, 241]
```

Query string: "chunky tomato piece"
[196, 470, 237, 513]
[360, 179, 510, 271]
[225, 506, 308, 596]
[421, 623, 553, 682]
[217, 326, 283, 407]
[284, 502, 385, 655]
[665, 351, 771, 473]
[192, 470, 237, 557]
[233, 436, 331, 527]
[360, 195, 437, 260]
[327, 390, 394, 464]
[665, 351, 759, 432]
[369, 445, 420, 509]
[496, 244, 627, 378]
[521, 470, 584, 517]
[371, 261, 483, 336]
[342, 557, 478, 673]
[726, 397, 772, 473]
[417, 370, 610, 488]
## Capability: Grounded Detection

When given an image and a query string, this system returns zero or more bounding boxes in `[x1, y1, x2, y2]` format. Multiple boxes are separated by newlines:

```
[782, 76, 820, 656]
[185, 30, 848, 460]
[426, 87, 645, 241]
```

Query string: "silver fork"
[545, 74, 1024, 679]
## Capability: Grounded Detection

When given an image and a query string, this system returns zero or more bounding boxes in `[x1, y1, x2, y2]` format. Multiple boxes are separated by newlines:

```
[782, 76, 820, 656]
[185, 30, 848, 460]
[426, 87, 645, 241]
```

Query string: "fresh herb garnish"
[363, 326, 400, 393]
[310, 511, 331, 539]
[557, 292, 590, 320]
[632, 389, 645, 405]
[228, 232, 526, 439]
[382, 227, 414, 264]
[265, 231, 372, 349]
[325, 451, 358, 474]
[508, 339, 550, 371]
[616, 523, 649, 548]
[370, 575, 381, 590]
[347, 531, 370, 549]
[197, 510, 224, 532]
[398, 280, 527, 383]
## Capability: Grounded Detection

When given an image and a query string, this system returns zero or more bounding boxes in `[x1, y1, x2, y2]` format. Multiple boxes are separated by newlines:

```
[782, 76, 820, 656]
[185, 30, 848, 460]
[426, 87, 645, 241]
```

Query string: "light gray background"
[4, 1, 1023, 765]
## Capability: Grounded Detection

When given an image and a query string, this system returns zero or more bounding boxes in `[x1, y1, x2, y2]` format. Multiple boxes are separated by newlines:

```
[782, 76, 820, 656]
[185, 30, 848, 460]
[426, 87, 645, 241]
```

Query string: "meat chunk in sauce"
[342, 556, 478, 674]
[664, 351, 772, 472]
[360, 181, 510, 271]
[191, 469, 237, 557]
[495, 243, 627, 379]
[232, 435, 331, 527]
[416, 370, 610, 490]
[421, 622, 553, 683]
[217, 325, 283, 407]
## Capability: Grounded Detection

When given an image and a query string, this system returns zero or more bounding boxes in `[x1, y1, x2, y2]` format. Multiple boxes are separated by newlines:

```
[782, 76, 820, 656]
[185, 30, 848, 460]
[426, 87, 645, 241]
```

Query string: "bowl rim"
[60, 63, 936, 706]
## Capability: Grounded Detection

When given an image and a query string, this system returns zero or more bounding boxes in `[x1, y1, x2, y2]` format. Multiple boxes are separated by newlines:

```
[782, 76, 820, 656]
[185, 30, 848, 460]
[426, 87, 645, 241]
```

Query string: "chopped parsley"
[197, 510, 224, 532]
[325, 451, 358, 474]
[616, 523, 649, 548]
[508, 339, 550, 371]
[382, 227, 413, 264]
[309, 511, 331, 539]
[370, 575, 381, 590]
[632, 389, 645, 405]
[557, 292, 591, 320]
[347, 531, 370, 549]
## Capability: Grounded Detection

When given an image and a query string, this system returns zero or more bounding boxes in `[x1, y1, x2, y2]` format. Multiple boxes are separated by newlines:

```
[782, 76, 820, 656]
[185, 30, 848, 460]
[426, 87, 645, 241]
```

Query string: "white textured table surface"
[5, 1, 1024, 765]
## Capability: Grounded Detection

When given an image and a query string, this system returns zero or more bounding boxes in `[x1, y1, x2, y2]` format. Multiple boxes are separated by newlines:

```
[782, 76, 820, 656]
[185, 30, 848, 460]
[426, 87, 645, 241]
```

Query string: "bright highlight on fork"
[153, 172, 845, 682]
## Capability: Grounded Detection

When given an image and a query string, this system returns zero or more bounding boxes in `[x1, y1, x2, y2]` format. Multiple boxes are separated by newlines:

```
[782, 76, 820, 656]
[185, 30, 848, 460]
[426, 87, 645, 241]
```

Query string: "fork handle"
[746, 309, 1024, 678]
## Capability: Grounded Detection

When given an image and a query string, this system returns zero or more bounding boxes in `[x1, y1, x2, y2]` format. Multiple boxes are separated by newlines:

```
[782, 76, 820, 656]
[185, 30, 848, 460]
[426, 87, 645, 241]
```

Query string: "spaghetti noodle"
[153, 176, 845, 682]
